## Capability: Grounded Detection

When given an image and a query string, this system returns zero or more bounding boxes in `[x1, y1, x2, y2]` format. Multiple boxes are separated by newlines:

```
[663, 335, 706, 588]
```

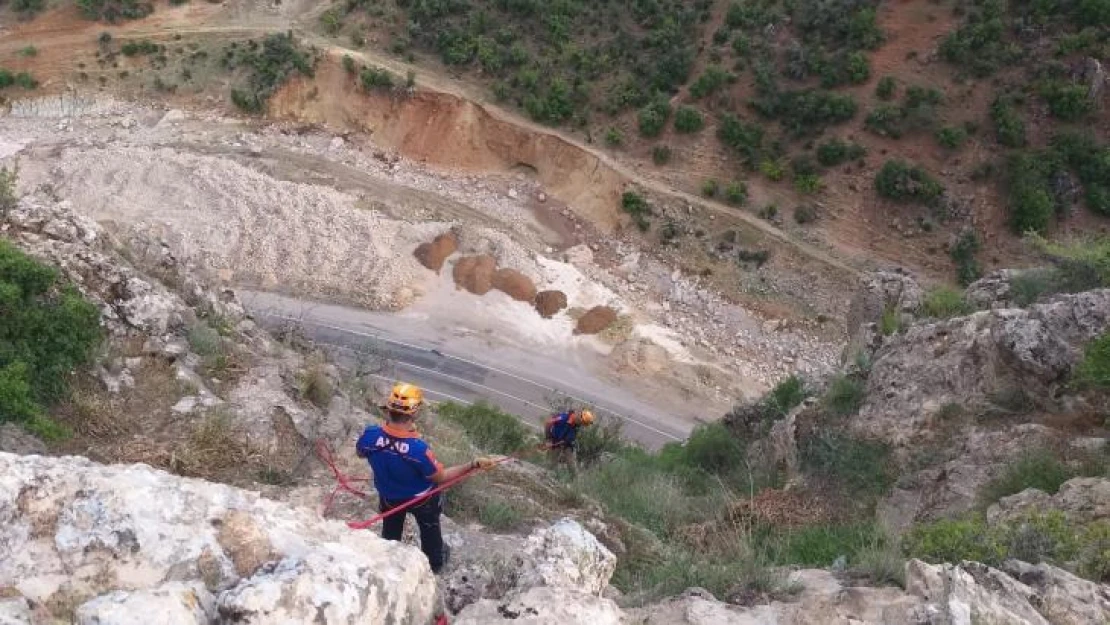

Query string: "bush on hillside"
[229, 34, 315, 114]
[674, 106, 705, 133]
[950, 229, 982, 286]
[652, 145, 672, 165]
[638, 99, 672, 138]
[0, 240, 101, 427]
[621, 191, 652, 232]
[936, 125, 968, 150]
[359, 66, 394, 90]
[689, 65, 731, 99]
[1005, 153, 1054, 234]
[921, 286, 969, 319]
[801, 431, 893, 496]
[1075, 331, 1110, 390]
[816, 138, 866, 166]
[1042, 82, 1094, 121]
[875, 76, 896, 100]
[822, 375, 866, 417]
[77, 0, 152, 21]
[991, 97, 1027, 148]
[939, 0, 1017, 77]
[717, 114, 764, 166]
[979, 448, 1078, 506]
[436, 401, 532, 455]
[875, 160, 943, 204]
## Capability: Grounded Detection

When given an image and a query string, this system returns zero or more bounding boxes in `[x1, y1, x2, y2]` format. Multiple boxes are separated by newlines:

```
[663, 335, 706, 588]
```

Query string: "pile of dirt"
[414, 232, 458, 273]
[452, 255, 497, 295]
[573, 306, 618, 335]
[534, 290, 568, 318]
[492, 268, 537, 302]
[607, 338, 668, 375]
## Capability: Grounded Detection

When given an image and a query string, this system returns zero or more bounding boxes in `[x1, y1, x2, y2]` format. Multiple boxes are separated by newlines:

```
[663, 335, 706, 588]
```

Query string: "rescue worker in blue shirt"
[544, 408, 595, 475]
[356, 383, 499, 574]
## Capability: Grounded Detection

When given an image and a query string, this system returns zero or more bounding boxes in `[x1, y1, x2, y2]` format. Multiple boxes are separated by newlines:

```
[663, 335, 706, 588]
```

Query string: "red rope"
[343, 442, 556, 530]
[315, 439, 371, 516]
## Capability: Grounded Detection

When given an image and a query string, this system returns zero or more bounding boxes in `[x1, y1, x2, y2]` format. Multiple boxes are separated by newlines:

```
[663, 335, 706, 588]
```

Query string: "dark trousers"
[380, 493, 445, 573]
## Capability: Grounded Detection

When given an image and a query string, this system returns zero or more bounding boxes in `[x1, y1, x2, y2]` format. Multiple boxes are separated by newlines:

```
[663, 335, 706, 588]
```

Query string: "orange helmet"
[387, 383, 424, 416]
[577, 409, 595, 426]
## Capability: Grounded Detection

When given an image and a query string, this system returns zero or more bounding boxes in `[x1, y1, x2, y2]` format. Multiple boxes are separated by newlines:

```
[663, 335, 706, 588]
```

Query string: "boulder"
[846, 271, 923, 346]
[627, 570, 925, 624]
[74, 582, 214, 625]
[0, 597, 32, 625]
[574, 306, 618, 335]
[454, 587, 622, 625]
[562, 244, 594, 268]
[0, 424, 46, 456]
[492, 268, 538, 303]
[988, 477, 1110, 526]
[453, 255, 497, 296]
[413, 232, 458, 273]
[534, 290, 568, 318]
[1002, 560, 1110, 625]
[517, 518, 617, 595]
[0, 452, 437, 624]
[906, 560, 1048, 624]
[964, 269, 1028, 310]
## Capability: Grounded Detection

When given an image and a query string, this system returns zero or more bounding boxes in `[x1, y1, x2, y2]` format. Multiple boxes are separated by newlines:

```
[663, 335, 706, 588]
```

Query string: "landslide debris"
[414, 232, 459, 273]
[534, 290, 568, 318]
[452, 254, 497, 295]
[491, 268, 538, 303]
[574, 306, 618, 335]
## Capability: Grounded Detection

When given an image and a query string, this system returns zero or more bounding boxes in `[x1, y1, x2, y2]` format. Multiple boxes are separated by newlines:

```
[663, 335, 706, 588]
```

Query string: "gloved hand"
[472, 456, 504, 470]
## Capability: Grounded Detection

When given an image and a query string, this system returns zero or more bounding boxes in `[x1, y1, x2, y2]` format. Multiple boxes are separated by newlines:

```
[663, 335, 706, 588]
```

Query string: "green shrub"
[1075, 331, 1110, 390]
[298, 365, 333, 409]
[436, 401, 531, 455]
[359, 65, 394, 90]
[822, 376, 866, 417]
[757, 89, 857, 137]
[674, 106, 705, 133]
[690, 65, 730, 99]
[605, 127, 624, 147]
[950, 229, 982, 287]
[991, 97, 1027, 148]
[875, 160, 943, 204]
[921, 286, 968, 319]
[939, 0, 1017, 77]
[880, 307, 900, 336]
[77, 0, 153, 21]
[816, 138, 866, 167]
[477, 499, 524, 530]
[865, 104, 906, 138]
[935, 125, 968, 150]
[801, 431, 892, 496]
[575, 415, 626, 467]
[621, 191, 652, 231]
[702, 179, 719, 197]
[875, 76, 896, 100]
[0, 165, 17, 213]
[121, 40, 159, 56]
[760, 524, 882, 567]
[677, 422, 746, 474]
[794, 174, 822, 194]
[724, 181, 747, 205]
[903, 517, 1005, 565]
[652, 145, 672, 165]
[1078, 522, 1110, 582]
[1005, 153, 1054, 234]
[319, 7, 342, 34]
[759, 158, 786, 182]
[341, 55, 357, 74]
[638, 99, 671, 138]
[18, 46, 38, 58]
[0, 240, 102, 425]
[12, 0, 45, 13]
[980, 449, 1077, 505]
[1042, 83, 1093, 121]
[717, 114, 764, 166]
[228, 33, 315, 114]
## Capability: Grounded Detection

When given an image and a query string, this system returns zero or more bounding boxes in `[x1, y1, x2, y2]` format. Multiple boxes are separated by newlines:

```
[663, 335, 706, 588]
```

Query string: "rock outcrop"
[443, 518, 618, 621]
[988, 477, 1110, 526]
[854, 289, 1110, 446]
[0, 453, 438, 624]
[964, 269, 1028, 310]
[846, 271, 923, 346]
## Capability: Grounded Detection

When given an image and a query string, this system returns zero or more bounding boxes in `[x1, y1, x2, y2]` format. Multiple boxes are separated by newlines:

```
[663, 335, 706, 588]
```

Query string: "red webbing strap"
[315, 439, 371, 515]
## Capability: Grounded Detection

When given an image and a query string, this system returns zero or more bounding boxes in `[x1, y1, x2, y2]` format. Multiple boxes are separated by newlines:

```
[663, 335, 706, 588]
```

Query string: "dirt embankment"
[268, 57, 627, 231]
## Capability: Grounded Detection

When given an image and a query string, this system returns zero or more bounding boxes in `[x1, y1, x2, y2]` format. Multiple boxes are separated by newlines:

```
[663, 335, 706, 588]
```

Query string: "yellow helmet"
[578, 410, 595, 426]
[387, 383, 424, 416]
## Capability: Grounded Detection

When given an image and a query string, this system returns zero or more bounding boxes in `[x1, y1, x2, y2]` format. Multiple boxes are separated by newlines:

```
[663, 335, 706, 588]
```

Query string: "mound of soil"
[413, 232, 458, 273]
[608, 338, 667, 375]
[492, 268, 537, 303]
[573, 305, 618, 335]
[534, 290, 568, 318]
[452, 254, 497, 295]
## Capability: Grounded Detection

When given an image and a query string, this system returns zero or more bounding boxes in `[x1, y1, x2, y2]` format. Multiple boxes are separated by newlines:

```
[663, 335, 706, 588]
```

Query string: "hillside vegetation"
[331, 0, 1109, 283]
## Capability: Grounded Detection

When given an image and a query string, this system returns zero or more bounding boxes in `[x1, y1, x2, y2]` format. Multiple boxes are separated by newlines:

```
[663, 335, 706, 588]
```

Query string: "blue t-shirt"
[545, 412, 579, 447]
[356, 424, 443, 501]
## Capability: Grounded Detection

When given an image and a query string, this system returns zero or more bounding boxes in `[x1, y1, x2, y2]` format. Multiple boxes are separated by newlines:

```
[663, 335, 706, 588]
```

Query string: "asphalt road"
[240, 292, 691, 448]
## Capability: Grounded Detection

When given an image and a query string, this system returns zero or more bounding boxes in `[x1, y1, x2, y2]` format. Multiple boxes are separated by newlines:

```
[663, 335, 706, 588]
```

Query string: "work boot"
[431, 544, 451, 575]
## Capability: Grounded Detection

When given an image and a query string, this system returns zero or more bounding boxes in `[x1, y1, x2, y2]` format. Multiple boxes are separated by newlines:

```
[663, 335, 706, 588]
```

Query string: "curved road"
[240, 291, 691, 449]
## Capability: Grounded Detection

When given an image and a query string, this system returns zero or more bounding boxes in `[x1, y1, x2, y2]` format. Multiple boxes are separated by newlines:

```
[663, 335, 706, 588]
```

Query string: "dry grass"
[170, 408, 260, 480]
